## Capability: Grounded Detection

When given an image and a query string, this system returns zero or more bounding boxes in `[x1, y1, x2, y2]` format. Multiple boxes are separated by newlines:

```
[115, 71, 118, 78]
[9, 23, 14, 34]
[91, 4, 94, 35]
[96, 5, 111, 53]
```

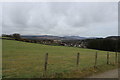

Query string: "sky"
[1, 2, 118, 37]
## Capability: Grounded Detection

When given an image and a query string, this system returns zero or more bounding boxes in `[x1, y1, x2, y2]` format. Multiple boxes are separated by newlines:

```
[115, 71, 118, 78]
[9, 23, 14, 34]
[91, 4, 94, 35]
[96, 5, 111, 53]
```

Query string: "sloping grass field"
[2, 39, 117, 78]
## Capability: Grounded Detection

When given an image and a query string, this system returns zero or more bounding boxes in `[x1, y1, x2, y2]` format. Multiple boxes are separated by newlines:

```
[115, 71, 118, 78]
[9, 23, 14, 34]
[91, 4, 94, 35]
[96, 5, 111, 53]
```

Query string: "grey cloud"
[1, 2, 118, 37]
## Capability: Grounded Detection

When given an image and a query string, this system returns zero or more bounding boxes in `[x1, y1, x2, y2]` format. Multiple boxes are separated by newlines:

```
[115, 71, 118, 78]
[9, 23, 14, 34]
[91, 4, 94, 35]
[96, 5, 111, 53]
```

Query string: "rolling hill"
[21, 35, 97, 40]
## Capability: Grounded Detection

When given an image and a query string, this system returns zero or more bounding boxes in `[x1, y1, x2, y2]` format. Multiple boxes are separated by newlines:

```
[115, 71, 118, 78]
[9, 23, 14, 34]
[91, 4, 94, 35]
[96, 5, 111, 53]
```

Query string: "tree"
[12, 33, 21, 40]
[2, 34, 12, 37]
[2, 34, 7, 37]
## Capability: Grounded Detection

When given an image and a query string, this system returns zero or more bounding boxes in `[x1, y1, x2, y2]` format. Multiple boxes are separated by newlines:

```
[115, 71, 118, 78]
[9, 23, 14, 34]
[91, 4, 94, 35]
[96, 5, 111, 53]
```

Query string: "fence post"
[94, 51, 98, 68]
[115, 52, 118, 64]
[107, 52, 109, 64]
[118, 53, 120, 64]
[76, 52, 80, 67]
[43, 53, 48, 77]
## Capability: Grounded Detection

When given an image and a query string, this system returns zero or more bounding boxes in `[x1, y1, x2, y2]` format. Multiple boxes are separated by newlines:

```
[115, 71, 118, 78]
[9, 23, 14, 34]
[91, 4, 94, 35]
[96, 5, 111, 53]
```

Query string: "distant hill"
[21, 35, 61, 40]
[21, 35, 97, 40]
[105, 36, 120, 40]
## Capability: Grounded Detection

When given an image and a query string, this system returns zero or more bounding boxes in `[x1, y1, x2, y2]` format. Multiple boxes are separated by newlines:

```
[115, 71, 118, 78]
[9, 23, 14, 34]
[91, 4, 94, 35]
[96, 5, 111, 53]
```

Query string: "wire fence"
[42, 51, 119, 77]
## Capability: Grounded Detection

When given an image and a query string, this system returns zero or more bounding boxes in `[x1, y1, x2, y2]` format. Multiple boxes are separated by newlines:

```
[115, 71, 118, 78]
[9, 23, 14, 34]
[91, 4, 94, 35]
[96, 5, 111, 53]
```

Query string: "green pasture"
[2, 39, 117, 78]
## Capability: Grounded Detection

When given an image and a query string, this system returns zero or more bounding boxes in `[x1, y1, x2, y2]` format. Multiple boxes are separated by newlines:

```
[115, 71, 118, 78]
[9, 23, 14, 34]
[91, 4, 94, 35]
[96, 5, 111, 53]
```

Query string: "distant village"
[2, 33, 119, 52]
[2, 33, 87, 48]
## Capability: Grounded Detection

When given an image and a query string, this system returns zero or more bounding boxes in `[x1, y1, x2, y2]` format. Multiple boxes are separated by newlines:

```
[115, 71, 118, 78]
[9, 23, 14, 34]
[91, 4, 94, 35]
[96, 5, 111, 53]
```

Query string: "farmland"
[2, 39, 118, 78]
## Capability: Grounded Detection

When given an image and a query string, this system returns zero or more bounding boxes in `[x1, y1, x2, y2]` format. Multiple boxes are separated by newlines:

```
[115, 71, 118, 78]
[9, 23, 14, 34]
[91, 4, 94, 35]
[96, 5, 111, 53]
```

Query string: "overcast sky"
[1, 2, 118, 37]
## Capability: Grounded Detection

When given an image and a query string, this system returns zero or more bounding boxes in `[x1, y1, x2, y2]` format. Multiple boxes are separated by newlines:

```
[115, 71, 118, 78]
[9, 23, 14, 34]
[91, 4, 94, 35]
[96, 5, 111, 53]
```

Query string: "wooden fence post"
[76, 52, 80, 67]
[115, 52, 118, 64]
[43, 53, 48, 77]
[118, 53, 120, 64]
[94, 51, 98, 68]
[44, 53, 48, 71]
[107, 52, 109, 64]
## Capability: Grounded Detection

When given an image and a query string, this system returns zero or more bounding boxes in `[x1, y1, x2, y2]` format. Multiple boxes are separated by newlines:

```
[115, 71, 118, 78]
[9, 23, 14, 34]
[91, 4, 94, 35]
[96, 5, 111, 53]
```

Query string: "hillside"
[2, 39, 117, 78]
[21, 35, 95, 40]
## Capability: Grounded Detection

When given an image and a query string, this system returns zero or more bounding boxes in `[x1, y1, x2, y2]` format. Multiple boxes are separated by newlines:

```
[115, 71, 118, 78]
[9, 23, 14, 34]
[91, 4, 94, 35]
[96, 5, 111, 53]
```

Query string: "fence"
[43, 51, 118, 77]
[3, 49, 119, 78]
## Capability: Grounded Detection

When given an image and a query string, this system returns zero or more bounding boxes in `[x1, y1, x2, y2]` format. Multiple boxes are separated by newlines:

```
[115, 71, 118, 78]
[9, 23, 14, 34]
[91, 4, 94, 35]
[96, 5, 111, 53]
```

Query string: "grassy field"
[2, 39, 118, 78]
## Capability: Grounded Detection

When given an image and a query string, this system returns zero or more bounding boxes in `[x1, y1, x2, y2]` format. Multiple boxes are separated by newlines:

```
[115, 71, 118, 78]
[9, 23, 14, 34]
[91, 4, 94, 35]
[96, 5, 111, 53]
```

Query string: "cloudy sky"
[1, 2, 118, 37]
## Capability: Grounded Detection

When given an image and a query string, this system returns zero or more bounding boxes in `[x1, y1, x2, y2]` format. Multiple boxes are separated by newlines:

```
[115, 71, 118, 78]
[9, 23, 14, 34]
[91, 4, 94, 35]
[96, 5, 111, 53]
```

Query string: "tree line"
[85, 38, 120, 52]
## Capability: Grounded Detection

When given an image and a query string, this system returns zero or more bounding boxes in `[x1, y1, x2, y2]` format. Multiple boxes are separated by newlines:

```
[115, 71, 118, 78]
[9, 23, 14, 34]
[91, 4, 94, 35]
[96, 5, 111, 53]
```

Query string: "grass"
[2, 39, 118, 78]
[60, 64, 118, 78]
[0, 37, 10, 38]
[0, 39, 2, 79]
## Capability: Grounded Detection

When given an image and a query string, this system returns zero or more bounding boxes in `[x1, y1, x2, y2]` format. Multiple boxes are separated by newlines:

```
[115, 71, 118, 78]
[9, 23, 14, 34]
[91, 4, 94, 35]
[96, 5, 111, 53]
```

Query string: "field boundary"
[42, 52, 119, 78]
